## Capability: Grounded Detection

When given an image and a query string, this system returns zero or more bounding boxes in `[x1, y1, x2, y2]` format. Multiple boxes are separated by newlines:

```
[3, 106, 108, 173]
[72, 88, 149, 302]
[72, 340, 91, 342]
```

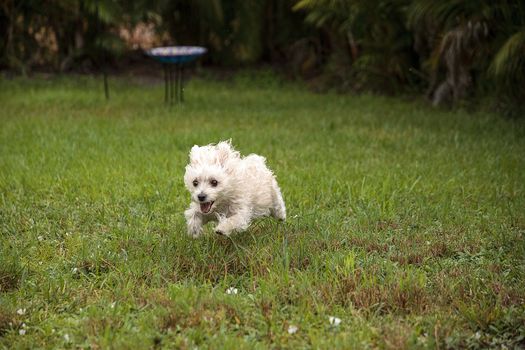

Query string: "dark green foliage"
[0, 0, 123, 72]
[0, 0, 310, 69]
[157, 0, 312, 65]
[293, 0, 525, 113]
[159, 0, 267, 64]
[0, 1, 523, 114]
[407, 0, 525, 112]
[295, 0, 418, 92]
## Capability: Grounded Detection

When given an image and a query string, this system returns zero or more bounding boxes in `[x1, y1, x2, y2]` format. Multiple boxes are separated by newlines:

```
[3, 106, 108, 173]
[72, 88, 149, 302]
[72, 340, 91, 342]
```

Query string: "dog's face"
[183, 141, 239, 214]
[184, 164, 229, 214]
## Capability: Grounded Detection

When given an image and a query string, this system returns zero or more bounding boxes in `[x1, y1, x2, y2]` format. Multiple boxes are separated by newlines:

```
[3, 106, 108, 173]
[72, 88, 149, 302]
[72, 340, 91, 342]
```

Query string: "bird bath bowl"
[146, 46, 207, 104]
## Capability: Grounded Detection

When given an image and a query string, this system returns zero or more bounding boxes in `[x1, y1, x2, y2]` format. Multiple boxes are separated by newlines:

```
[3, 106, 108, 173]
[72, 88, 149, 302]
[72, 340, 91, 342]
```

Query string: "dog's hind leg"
[215, 207, 251, 236]
[271, 182, 286, 221]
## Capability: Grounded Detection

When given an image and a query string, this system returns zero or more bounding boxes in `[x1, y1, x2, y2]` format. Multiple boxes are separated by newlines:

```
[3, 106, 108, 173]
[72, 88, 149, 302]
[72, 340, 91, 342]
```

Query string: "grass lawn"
[1, 72, 524, 349]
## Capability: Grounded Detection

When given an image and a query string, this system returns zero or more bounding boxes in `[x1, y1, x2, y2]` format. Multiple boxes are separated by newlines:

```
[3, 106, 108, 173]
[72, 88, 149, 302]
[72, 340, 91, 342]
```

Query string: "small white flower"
[19, 329, 26, 335]
[328, 316, 342, 326]
[474, 331, 481, 340]
[287, 325, 298, 334]
[110, 302, 116, 309]
[37, 235, 44, 241]
[16, 308, 26, 315]
[72, 267, 78, 274]
[226, 287, 238, 295]
[64, 334, 70, 342]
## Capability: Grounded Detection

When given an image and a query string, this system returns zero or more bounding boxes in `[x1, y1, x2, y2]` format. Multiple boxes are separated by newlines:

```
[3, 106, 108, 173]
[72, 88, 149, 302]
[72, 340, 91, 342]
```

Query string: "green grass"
[1, 72, 524, 349]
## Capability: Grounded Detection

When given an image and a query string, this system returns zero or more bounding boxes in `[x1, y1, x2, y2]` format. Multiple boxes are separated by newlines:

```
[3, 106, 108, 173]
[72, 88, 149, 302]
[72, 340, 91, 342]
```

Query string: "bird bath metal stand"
[146, 46, 207, 105]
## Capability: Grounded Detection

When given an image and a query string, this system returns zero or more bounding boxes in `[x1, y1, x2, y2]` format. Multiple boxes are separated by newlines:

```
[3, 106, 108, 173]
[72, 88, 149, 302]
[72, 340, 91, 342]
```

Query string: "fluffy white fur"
[183, 140, 286, 237]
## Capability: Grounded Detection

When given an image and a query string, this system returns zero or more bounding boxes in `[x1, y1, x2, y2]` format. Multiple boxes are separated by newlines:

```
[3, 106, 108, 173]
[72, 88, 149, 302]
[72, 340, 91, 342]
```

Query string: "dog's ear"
[216, 141, 232, 167]
[215, 140, 239, 167]
[189, 145, 201, 165]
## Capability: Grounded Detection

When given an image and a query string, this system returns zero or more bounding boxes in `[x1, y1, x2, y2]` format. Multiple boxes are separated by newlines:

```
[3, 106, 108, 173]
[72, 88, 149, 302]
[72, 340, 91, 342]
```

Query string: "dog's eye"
[210, 179, 218, 187]
[192, 180, 198, 187]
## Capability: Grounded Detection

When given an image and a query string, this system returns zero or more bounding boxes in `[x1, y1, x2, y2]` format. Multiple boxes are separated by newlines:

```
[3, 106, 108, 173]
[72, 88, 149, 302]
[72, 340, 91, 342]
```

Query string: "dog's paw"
[214, 225, 231, 236]
[187, 226, 203, 238]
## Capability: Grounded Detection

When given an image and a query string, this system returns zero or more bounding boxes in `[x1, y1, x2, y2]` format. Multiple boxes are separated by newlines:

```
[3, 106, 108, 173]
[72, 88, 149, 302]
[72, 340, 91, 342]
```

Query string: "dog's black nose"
[198, 194, 206, 202]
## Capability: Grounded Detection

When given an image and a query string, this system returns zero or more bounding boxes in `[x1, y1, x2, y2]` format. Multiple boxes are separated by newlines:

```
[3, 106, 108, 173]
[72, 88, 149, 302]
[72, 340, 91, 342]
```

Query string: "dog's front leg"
[215, 208, 251, 236]
[185, 205, 203, 238]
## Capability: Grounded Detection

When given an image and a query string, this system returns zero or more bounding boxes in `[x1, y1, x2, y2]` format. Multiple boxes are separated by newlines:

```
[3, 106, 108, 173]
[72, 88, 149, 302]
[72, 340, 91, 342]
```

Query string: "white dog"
[183, 140, 286, 237]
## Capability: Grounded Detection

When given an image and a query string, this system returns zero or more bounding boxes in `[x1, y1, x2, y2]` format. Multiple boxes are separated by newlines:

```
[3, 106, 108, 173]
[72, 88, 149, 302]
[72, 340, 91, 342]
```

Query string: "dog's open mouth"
[200, 201, 214, 214]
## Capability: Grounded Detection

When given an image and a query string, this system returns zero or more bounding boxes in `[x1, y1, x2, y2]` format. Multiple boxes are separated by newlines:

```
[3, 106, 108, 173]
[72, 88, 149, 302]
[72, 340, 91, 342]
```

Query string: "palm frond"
[489, 28, 525, 80]
[293, 0, 353, 30]
[407, 0, 493, 30]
